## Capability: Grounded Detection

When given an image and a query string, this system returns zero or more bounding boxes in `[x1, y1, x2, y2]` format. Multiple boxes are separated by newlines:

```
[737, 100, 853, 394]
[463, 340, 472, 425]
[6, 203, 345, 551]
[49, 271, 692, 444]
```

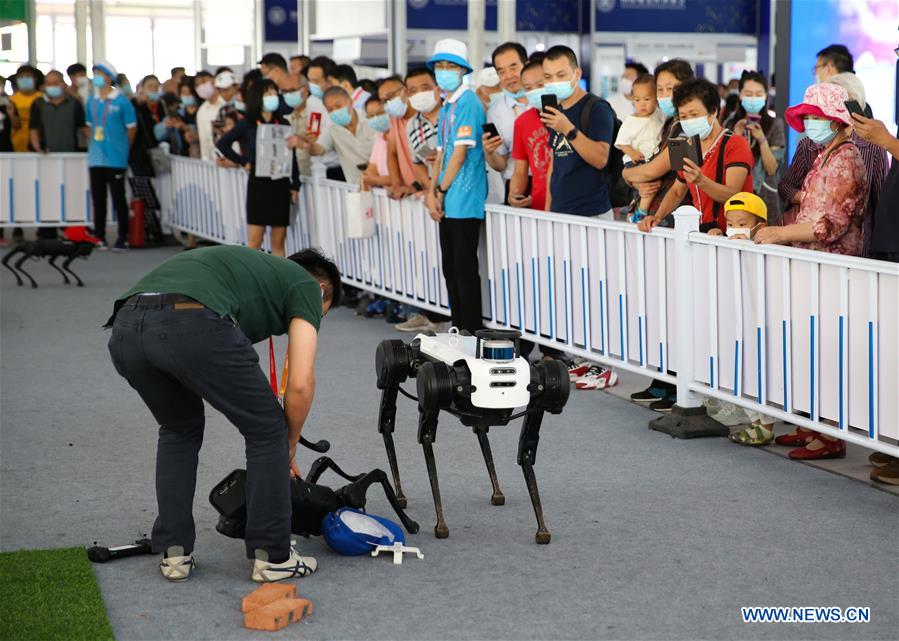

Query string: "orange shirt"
[389, 116, 417, 186]
[10, 91, 42, 151]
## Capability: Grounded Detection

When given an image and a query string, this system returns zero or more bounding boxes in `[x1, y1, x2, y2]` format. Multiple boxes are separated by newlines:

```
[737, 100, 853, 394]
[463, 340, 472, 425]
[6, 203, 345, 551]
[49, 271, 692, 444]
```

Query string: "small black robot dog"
[375, 328, 570, 544]
[210, 456, 420, 540]
[2, 237, 95, 288]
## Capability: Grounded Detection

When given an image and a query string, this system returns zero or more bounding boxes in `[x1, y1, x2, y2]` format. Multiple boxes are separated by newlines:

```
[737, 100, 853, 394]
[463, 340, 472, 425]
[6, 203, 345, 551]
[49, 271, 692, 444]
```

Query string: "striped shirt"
[406, 112, 439, 166]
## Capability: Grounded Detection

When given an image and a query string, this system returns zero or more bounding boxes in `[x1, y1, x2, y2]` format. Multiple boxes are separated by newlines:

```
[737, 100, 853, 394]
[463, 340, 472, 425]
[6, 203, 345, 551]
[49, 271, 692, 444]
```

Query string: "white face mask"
[409, 90, 438, 114]
[620, 77, 633, 95]
[726, 223, 761, 238]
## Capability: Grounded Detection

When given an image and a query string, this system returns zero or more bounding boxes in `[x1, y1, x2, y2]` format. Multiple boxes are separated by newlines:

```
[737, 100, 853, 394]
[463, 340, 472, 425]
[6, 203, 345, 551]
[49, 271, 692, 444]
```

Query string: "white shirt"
[351, 86, 371, 112]
[606, 92, 634, 120]
[196, 95, 224, 162]
[316, 114, 376, 184]
[487, 91, 528, 180]
[614, 109, 666, 163]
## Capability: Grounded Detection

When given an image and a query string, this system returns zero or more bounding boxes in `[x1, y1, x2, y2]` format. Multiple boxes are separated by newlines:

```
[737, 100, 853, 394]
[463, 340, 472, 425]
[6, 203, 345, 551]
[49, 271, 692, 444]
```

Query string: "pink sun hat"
[785, 83, 852, 133]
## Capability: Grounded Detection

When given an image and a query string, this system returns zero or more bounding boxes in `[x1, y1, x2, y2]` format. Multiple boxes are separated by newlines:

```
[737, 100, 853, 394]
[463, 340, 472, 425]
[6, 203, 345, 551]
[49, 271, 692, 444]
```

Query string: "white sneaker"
[251, 545, 317, 583]
[395, 313, 434, 333]
[159, 546, 196, 581]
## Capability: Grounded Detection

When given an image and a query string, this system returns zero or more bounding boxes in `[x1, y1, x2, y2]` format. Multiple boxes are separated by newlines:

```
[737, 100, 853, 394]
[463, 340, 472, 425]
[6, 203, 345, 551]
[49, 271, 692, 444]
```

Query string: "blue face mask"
[435, 69, 462, 93]
[658, 97, 676, 118]
[367, 113, 390, 133]
[385, 96, 407, 118]
[284, 91, 303, 108]
[181, 95, 195, 107]
[741, 96, 766, 114]
[329, 106, 352, 127]
[680, 115, 713, 139]
[17, 76, 35, 92]
[525, 87, 545, 110]
[804, 118, 837, 145]
[120, 84, 133, 96]
[147, 91, 161, 102]
[544, 79, 575, 102]
[504, 88, 525, 100]
[45, 86, 64, 99]
[233, 99, 246, 112]
[262, 94, 280, 112]
[92, 76, 107, 89]
[309, 84, 324, 99]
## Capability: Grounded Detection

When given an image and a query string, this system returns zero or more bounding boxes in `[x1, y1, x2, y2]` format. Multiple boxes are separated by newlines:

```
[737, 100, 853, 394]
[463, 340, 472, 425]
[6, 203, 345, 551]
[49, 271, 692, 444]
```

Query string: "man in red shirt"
[638, 78, 752, 233]
[509, 60, 552, 211]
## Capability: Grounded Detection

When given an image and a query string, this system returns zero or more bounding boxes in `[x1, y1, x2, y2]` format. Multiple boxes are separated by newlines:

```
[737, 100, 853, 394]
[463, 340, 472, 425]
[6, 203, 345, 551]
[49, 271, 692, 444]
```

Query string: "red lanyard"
[268, 336, 289, 399]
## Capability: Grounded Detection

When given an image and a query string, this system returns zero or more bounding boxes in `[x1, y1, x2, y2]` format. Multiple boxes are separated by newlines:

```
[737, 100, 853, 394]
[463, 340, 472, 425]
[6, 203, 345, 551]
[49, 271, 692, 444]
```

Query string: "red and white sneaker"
[574, 364, 619, 390]
[568, 359, 591, 381]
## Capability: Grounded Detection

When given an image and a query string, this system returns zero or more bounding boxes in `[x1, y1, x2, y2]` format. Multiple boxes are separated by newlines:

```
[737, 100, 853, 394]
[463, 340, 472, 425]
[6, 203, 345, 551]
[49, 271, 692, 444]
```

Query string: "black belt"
[124, 293, 202, 307]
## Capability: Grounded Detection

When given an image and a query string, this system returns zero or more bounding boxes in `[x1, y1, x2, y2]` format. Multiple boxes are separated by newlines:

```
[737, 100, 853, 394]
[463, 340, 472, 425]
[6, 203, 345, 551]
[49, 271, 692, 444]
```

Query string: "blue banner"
[264, 0, 298, 42]
[407, 0, 498, 31]
[595, 0, 755, 35]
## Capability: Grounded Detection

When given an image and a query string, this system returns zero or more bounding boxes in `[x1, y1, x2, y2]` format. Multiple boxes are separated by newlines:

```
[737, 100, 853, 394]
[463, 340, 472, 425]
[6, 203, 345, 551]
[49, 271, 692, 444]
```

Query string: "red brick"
[241, 583, 296, 613]
[244, 597, 314, 631]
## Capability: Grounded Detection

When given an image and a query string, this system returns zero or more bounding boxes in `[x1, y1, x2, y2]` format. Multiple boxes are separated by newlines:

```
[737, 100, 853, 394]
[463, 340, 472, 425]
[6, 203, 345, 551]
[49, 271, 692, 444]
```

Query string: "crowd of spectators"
[1, 39, 896, 481]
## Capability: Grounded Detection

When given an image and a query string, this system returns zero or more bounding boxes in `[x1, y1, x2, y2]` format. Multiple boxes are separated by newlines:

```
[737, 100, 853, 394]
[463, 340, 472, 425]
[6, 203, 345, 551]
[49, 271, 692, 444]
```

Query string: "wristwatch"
[565, 127, 579, 142]
[436, 184, 448, 195]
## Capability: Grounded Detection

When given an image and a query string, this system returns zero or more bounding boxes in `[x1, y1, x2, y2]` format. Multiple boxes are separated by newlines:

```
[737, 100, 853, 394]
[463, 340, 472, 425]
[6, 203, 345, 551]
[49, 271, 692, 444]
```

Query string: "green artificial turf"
[0, 547, 114, 641]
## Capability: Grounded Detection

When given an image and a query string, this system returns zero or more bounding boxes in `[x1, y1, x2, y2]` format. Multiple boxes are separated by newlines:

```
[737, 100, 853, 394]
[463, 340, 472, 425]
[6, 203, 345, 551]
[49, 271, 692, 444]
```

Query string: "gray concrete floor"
[2, 246, 898, 641]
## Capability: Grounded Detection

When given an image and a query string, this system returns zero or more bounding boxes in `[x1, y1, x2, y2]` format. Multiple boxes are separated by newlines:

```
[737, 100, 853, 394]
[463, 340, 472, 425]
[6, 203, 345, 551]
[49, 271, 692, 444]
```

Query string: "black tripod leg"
[518, 409, 550, 544]
[14, 252, 38, 288]
[2, 247, 24, 287]
[47, 255, 70, 284]
[418, 408, 448, 538]
[474, 426, 505, 506]
[378, 385, 407, 508]
[342, 470, 420, 534]
[62, 254, 84, 287]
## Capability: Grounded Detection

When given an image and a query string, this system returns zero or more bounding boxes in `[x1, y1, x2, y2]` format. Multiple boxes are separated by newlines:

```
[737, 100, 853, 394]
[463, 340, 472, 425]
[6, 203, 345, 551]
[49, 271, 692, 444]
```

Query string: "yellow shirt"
[10, 91, 42, 151]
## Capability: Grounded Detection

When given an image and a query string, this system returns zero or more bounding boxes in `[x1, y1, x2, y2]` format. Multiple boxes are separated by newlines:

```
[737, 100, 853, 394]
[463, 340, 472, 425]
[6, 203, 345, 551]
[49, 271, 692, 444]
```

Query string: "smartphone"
[667, 134, 703, 173]
[746, 113, 761, 124]
[541, 93, 559, 113]
[482, 123, 499, 138]
[844, 100, 864, 117]
[307, 111, 322, 136]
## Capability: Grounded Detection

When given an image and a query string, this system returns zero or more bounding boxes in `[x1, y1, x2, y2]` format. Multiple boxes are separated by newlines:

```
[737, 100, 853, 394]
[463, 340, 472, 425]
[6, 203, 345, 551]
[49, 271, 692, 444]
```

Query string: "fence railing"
[8, 153, 890, 456]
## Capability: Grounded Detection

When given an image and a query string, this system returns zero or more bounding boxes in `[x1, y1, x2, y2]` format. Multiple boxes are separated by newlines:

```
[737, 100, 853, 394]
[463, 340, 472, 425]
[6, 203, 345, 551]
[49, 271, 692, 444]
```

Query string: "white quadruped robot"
[375, 328, 570, 544]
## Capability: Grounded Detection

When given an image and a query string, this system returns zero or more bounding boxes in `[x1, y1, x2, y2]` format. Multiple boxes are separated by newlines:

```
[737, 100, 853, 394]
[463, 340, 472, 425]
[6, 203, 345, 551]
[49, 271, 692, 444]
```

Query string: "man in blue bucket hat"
[425, 39, 487, 333]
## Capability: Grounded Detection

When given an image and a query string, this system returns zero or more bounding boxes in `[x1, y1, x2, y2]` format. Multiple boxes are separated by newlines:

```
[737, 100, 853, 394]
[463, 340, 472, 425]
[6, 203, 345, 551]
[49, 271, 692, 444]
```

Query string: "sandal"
[774, 426, 815, 447]
[729, 424, 775, 446]
[788, 437, 846, 460]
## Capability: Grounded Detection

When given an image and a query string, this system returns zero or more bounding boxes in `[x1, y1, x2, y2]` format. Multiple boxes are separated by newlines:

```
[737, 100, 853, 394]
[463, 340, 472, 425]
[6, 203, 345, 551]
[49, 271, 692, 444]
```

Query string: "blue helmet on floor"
[321, 508, 406, 556]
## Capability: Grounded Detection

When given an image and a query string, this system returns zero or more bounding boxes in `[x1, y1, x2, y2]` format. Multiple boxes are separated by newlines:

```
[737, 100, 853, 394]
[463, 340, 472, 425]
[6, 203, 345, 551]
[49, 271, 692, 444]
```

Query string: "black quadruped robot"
[375, 328, 570, 544]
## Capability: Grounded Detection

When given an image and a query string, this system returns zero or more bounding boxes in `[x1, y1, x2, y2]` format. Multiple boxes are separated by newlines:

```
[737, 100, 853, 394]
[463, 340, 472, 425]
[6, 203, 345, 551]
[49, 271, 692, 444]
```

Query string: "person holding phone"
[723, 70, 785, 224]
[509, 59, 551, 211]
[404, 67, 443, 189]
[637, 79, 753, 235]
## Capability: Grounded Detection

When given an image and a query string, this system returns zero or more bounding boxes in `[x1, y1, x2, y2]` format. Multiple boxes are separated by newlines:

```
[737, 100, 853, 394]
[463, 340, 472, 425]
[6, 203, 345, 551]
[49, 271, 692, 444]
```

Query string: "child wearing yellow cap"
[708, 191, 768, 239]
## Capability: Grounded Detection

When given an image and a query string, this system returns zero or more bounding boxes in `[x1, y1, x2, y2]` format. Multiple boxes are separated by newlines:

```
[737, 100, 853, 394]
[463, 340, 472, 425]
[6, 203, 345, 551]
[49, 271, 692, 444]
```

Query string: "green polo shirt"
[112, 246, 322, 343]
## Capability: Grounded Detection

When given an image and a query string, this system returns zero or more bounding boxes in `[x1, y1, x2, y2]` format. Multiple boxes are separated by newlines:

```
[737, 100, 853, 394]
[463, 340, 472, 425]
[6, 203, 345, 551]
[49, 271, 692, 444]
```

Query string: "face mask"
[620, 78, 633, 95]
[488, 92, 504, 107]
[45, 86, 64, 99]
[658, 97, 676, 118]
[233, 99, 246, 112]
[309, 83, 324, 99]
[17, 76, 34, 92]
[741, 96, 766, 114]
[262, 94, 280, 112]
[196, 82, 215, 100]
[385, 95, 407, 118]
[804, 118, 837, 145]
[525, 87, 545, 110]
[435, 69, 462, 93]
[504, 88, 526, 100]
[367, 113, 390, 133]
[409, 90, 438, 113]
[181, 95, 195, 107]
[147, 90, 161, 102]
[76, 76, 89, 89]
[329, 106, 352, 127]
[284, 90, 303, 108]
[545, 79, 575, 101]
[726, 226, 748, 238]
[92, 76, 107, 89]
[680, 115, 713, 139]
[120, 84, 133, 96]
[728, 89, 739, 96]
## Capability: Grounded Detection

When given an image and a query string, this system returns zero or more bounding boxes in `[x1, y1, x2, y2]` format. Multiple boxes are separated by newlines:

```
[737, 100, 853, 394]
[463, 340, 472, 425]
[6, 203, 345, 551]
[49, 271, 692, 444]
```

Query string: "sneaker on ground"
[159, 546, 196, 582]
[251, 546, 317, 583]
[630, 386, 668, 403]
[95, 240, 109, 251]
[112, 239, 127, 252]
[568, 359, 591, 381]
[649, 396, 676, 412]
[575, 365, 619, 390]
[395, 313, 434, 332]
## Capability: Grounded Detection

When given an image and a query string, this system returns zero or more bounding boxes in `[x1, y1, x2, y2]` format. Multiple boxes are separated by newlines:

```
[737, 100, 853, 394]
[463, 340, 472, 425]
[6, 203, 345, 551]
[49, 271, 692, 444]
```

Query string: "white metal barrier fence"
[0, 152, 93, 226]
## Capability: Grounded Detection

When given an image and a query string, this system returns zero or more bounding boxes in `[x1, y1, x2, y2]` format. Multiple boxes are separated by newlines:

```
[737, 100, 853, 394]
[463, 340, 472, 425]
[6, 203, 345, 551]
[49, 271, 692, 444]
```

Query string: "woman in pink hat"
[754, 82, 868, 461]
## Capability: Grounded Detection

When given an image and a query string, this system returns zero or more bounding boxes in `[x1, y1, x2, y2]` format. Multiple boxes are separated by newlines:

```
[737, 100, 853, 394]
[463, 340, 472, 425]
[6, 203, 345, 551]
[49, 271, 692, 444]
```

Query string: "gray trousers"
[108, 300, 290, 560]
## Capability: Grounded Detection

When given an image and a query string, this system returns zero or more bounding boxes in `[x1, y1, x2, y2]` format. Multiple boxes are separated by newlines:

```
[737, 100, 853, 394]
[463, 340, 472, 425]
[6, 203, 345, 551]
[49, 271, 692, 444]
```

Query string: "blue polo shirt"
[437, 86, 487, 220]
[86, 89, 137, 169]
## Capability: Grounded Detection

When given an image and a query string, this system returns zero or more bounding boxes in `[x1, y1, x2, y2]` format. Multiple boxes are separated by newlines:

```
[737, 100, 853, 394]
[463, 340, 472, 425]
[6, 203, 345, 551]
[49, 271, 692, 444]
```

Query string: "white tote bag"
[345, 190, 375, 238]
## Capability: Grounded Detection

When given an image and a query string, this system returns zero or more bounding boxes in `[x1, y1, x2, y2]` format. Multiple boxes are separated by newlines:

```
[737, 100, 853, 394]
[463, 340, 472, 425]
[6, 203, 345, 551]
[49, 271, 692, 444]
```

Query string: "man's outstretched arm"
[284, 316, 318, 476]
